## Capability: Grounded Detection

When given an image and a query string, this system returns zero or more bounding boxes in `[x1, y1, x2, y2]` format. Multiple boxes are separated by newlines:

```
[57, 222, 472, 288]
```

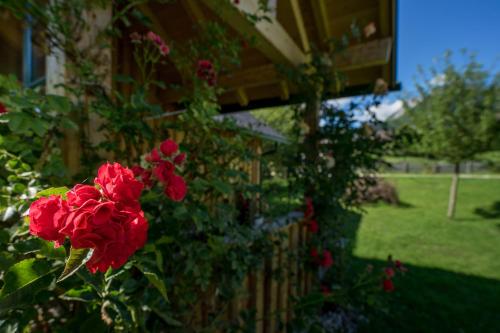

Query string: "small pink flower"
[130, 32, 142, 43]
[159, 44, 170, 56]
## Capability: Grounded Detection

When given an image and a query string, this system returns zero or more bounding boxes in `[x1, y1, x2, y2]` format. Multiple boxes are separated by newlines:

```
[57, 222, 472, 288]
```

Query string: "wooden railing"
[191, 219, 312, 332]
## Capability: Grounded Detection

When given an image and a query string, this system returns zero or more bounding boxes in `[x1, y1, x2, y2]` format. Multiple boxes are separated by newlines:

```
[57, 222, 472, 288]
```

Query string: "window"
[0, 11, 46, 87]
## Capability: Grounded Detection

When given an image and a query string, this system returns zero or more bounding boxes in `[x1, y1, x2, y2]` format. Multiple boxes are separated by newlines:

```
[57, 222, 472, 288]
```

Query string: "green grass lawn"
[353, 176, 500, 332]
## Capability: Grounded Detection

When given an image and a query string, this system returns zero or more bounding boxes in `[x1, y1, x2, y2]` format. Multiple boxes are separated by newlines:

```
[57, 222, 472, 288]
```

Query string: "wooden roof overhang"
[116, 0, 399, 113]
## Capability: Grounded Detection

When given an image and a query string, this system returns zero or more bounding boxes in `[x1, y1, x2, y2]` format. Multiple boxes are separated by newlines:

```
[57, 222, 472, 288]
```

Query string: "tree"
[407, 51, 499, 218]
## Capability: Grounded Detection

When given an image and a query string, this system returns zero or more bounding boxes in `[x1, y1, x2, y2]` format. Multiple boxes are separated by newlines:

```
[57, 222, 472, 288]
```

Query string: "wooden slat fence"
[192, 220, 312, 332]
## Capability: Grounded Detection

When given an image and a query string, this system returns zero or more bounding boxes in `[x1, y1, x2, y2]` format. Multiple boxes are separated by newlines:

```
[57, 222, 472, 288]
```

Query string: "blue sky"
[397, 0, 500, 94]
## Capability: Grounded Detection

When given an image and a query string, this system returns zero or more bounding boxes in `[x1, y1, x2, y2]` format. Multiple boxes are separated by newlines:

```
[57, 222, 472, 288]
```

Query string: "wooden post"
[288, 223, 299, 321]
[45, 5, 112, 175]
[447, 163, 460, 219]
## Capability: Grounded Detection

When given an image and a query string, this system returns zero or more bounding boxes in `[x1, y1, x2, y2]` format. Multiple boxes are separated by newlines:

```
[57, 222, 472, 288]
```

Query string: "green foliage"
[407, 51, 499, 163]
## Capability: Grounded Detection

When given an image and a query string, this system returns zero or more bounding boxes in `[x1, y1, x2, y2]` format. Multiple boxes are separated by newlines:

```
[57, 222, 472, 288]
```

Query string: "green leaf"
[35, 186, 69, 199]
[0, 259, 57, 312]
[57, 247, 93, 283]
[30, 118, 49, 137]
[12, 238, 43, 254]
[61, 117, 78, 130]
[211, 179, 232, 194]
[6, 112, 30, 134]
[135, 265, 168, 301]
[47, 95, 71, 113]
[60, 285, 96, 302]
[152, 307, 182, 327]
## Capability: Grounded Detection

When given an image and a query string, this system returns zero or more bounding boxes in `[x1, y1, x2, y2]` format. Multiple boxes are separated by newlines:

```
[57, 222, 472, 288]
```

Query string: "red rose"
[160, 139, 178, 157]
[308, 219, 319, 233]
[164, 174, 187, 202]
[29, 195, 69, 247]
[383, 278, 395, 292]
[131, 165, 145, 177]
[310, 247, 319, 258]
[86, 209, 148, 273]
[197, 60, 217, 86]
[141, 170, 153, 188]
[173, 152, 186, 165]
[305, 197, 314, 218]
[385, 267, 395, 278]
[153, 160, 174, 183]
[60, 199, 115, 248]
[0, 102, 7, 114]
[159, 44, 170, 56]
[94, 162, 143, 208]
[320, 250, 334, 268]
[146, 148, 161, 163]
[321, 285, 331, 297]
[67, 184, 101, 207]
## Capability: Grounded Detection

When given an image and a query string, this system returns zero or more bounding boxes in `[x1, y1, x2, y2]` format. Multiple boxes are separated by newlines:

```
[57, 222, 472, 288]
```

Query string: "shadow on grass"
[396, 200, 414, 208]
[343, 211, 500, 332]
[353, 257, 500, 333]
[474, 201, 500, 219]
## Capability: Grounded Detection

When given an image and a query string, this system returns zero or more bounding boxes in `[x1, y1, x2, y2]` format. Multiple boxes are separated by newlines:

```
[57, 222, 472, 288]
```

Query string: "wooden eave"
[115, 0, 399, 112]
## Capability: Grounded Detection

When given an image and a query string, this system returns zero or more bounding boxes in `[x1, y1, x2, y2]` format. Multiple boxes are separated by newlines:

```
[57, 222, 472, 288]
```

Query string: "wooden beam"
[311, 0, 331, 45]
[139, 4, 171, 48]
[335, 37, 392, 71]
[279, 80, 289, 100]
[182, 0, 206, 23]
[378, 0, 394, 85]
[203, 0, 308, 66]
[236, 87, 249, 106]
[160, 37, 392, 104]
[290, 0, 310, 53]
[219, 64, 279, 88]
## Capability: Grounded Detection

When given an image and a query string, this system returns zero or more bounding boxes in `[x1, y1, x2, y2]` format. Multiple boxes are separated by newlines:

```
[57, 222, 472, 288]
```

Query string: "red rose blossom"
[160, 139, 178, 157]
[197, 59, 217, 86]
[164, 174, 187, 202]
[385, 267, 395, 278]
[67, 184, 101, 207]
[321, 285, 331, 297]
[94, 162, 143, 209]
[141, 170, 153, 188]
[383, 278, 395, 292]
[305, 197, 314, 218]
[86, 209, 147, 273]
[308, 219, 319, 233]
[131, 165, 145, 177]
[29, 195, 69, 247]
[173, 152, 186, 165]
[153, 160, 175, 183]
[319, 250, 334, 268]
[0, 102, 7, 114]
[146, 148, 161, 163]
